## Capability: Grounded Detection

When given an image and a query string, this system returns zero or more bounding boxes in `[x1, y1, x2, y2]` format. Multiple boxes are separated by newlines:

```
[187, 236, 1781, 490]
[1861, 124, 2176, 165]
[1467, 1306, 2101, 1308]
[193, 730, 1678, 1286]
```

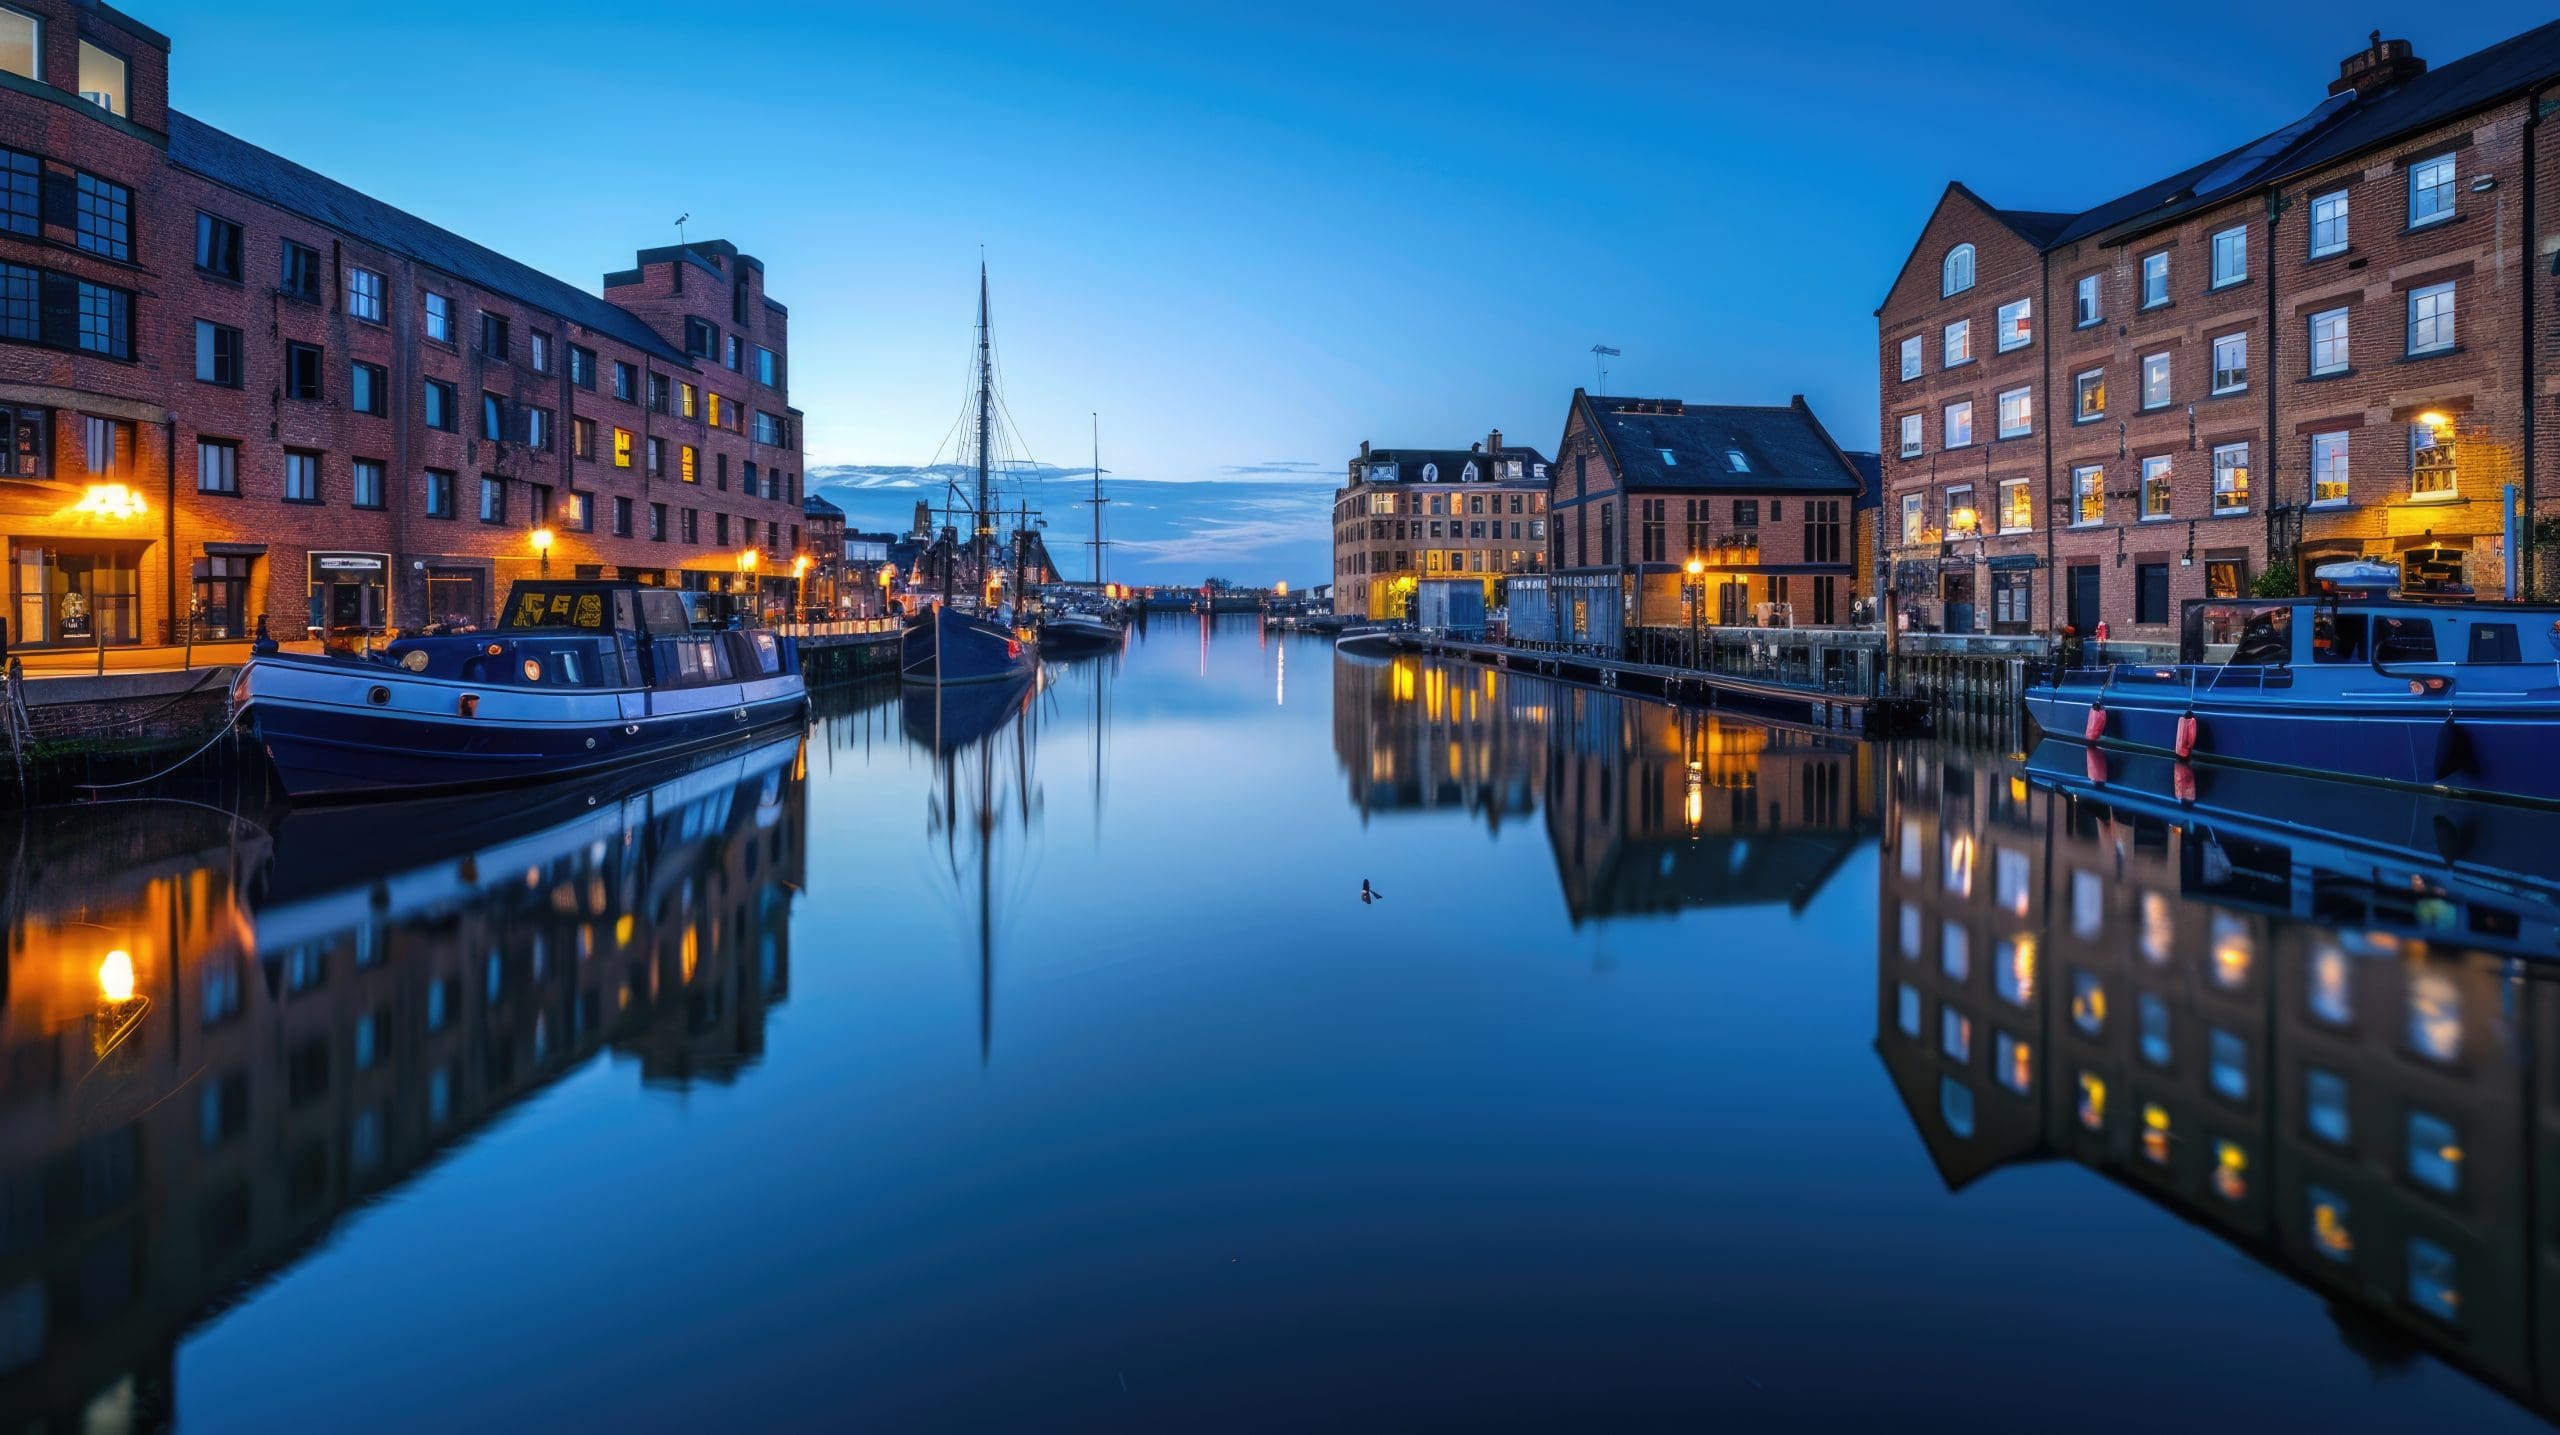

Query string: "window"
[613, 427, 633, 468]
[686, 317, 717, 356]
[2072, 465, 2103, 526]
[680, 444, 698, 483]
[1998, 477, 2031, 534]
[753, 411, 787, 446]
[647, 374, 670, 413]
[529, 330, 550, 374]
[573, 415, 595, 460]
[2311, 431, 2349, 506]
[479, 475, 506, 523]
[1942, 318, 1970, 367]
[352, 458, 384, 510]
[284, 342, 323, 401]
[725, 334, 741, 371]
[566, 490, 592, 532]
[2408, 153, 2456, 228]
[2141, 455, 2172, 519]
[2407, 281, 2455, 354]
[2210, 332, 2247, 394]
[1943, 485, 1974, 537]
[1941, 243, 1975, 296]
[347, 267, 383, 322]
[424, 379, 455, 431]
[2310, 188, 2349, 257]
[613, 361, 636, 402]
[1943, 400, 1973, 448]
[525, 407, 551, 451]
[2408, 1111, 2463, 1195]
[568, 344, 595, 389]
[194, 211, 243, 278]
[72, 172, 129, 260]
[2071, 972, 2106, 1035]
[680, 382, 698, 419]
[72, 278, 129, 358]
[2310, 307, 2349, 374]
[2210, 225, 2246, 287]
[194, 320, 241, 387]
[2074, 273, 2101, 326]
[1900, 493, 1923, 546]
[280, 240, 320, 300]
[0, 7, 34, 82]
[716, 513, 731, 545]
[1996, 298, 2031, 352]
[2139, 352, 2170, 410]
[424, 291, 451, 343]
[681, 508, 698, 543]
[197, 438, 237, 495]
[2409, 1239, 2459, 1323]
[424, 468, 455, 518]
[2135, 563, 2169, 624]
[1897, 413, 1922, 458]
[76, 39, 124, 117]
[613, 495, 632, 536]
[2141, 251, 2169, 307]
[757, 345, 780, 386]
[707, 393, 724, 429]
[646, 436, 665, 475]
[284, 449, 319, 504]
[2139, 993, 2172, 1066]
[480, 391, 504, 441]
[2410, 421, 2457, 497]
[350, 360, 386, 416]
[1996, 386, 2032, 439]
[2074, 368, 2105, 421]
[479, 312, 508, 360]
[2213, 442, 2249, 514]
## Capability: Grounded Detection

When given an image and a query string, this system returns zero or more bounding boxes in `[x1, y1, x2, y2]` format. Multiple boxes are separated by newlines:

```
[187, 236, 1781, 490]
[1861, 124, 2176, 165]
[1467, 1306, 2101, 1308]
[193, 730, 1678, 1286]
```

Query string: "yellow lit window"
[2141, 1103, 2171, 1164]
[681, 383, 698, 419]
[2213, 1140, 2248, 1202]
[2077, 1071, 2106, 1130]
[612, 428, 633, 468]
[681, 445, 698, 483]
[707, 393, 722, 427]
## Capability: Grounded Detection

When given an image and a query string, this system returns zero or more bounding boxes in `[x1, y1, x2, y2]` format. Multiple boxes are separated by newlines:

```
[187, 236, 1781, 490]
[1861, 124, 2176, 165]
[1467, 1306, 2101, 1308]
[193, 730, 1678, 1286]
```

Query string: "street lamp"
[1683, 555, 1706, 669]
[531, 526, 554, 577]
[793, 553, 811, 616]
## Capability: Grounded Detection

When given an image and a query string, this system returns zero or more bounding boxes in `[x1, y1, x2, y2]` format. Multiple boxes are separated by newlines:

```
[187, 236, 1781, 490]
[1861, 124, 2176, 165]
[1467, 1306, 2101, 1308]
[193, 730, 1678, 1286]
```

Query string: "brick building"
[800, 491, 845, 612]
[1881, 25, 2560, 640]
[1547, 390, 1866, 630]
[0, 0, 809, 654]
[1330, 428, 1549, 619]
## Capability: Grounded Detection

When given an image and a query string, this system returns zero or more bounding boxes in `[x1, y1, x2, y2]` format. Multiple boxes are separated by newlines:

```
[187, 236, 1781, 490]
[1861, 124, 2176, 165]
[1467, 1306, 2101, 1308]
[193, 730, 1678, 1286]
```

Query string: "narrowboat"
[2022, 578, 2560, 806]
[233, 579, 807, 802]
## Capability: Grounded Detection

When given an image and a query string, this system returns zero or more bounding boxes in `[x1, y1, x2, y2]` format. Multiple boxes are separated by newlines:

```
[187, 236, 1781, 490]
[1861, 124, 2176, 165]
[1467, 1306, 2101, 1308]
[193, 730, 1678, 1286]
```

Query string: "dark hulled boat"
[902, 601, 1037, 684]
[234, 579, 806, 802]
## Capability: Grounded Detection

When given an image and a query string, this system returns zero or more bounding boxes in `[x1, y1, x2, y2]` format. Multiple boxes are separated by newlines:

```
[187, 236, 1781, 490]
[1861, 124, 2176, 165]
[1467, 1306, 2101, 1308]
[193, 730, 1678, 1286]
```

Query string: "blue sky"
[167, 2, 2555, 584]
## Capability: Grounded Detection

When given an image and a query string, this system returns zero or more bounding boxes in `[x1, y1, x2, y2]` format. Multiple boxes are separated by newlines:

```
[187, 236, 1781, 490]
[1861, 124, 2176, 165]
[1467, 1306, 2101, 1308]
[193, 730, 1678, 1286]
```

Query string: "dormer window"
[1421, 462, 1438, 482]
[1725, 449, 1750, 473]
[0, 8, 38, 83]
[1942, 243, 1976, 297]
[1659, 449, 1677, 467]
[77, 40, 125, 118]
[1462, 462, 1478, 481]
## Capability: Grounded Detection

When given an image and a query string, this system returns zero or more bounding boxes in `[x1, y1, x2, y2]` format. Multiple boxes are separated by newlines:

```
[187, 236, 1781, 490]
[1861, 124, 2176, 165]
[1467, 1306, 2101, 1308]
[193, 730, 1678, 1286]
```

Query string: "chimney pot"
[2332, 33, 2424, 97]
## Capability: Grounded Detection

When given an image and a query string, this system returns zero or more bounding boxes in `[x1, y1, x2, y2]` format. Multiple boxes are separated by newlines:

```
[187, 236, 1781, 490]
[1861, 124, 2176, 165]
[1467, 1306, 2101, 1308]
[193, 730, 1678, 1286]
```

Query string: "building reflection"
[1875, 743, 2555, 1418]
[0, 736, 809, 1431]
[1333, 651, 1880, 924]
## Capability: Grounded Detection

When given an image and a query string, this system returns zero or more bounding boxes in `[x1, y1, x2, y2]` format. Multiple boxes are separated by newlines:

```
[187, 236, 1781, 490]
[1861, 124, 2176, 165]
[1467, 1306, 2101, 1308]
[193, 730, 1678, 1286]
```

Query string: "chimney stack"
[2332, 31, 2424, 97]
[1488, 428, 1504, 454]
[1360, 440, 1371, 458]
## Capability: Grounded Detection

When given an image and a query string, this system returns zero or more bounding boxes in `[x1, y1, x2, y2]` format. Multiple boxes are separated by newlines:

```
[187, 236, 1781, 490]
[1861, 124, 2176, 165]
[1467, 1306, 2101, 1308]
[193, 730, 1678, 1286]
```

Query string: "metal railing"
[775, 617, 901, 640]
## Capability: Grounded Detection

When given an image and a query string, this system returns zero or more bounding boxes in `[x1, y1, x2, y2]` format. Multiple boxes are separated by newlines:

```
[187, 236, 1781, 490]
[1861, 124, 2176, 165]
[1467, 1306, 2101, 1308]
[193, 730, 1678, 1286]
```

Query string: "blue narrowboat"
[2022, 579, 2560, 807]
[234, 579, 807, 802]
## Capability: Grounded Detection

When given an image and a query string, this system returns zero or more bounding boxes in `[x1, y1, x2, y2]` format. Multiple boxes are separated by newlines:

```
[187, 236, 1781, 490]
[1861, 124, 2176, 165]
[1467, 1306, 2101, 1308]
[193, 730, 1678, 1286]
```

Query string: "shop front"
[190, 543, 264, 641]
[306, 551, 390, 646]
[8, 538, 147, 649]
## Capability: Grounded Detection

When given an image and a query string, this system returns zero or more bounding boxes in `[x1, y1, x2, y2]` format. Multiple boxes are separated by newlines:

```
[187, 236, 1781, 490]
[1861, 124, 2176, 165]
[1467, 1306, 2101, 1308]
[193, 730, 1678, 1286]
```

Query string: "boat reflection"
[1334, 651, 1881, 924]
[904, 674, 1042, 1061]
[1877, 741, 2560, 1421]
[0, 735, 810, 1429]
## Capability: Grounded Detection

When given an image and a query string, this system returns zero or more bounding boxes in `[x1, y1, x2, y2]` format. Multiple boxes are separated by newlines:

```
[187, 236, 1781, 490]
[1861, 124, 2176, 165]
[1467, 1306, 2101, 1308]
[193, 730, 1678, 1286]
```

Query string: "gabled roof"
[1875, 182, 2075, 312]
[1572, 392, 1864, 495]
[1361, 445, 1548, 478]
[1988, 206, 2076, 247]
[802, 492, 845, 519]
[166, 112, 694, 367]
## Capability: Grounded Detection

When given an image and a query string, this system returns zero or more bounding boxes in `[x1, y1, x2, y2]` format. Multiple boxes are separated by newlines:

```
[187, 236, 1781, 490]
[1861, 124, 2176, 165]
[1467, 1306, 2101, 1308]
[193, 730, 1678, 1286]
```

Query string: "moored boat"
[903, 601, 1038, 684]
[1038, 607, 1121, 655]
[2022, 581, 2560, 806]
[234, 579, 806, 802]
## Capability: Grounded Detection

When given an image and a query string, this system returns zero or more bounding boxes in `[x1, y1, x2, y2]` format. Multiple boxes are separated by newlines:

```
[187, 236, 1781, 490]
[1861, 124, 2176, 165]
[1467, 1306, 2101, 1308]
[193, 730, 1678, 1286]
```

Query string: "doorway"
[1941, 570, 1976, 634]
[2068, 564, 2100, 634]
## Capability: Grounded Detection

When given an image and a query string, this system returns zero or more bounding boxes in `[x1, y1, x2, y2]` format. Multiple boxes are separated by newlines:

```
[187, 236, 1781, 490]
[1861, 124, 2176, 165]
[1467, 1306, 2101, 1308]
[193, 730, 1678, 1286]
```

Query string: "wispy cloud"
[1218, 460, 1332, 477]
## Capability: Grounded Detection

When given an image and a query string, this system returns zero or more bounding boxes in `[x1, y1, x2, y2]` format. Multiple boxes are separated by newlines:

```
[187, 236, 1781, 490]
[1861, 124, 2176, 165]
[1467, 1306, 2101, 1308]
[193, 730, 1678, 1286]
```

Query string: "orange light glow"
[97, 949, 135, 1003]
[73, 482, 147, 520]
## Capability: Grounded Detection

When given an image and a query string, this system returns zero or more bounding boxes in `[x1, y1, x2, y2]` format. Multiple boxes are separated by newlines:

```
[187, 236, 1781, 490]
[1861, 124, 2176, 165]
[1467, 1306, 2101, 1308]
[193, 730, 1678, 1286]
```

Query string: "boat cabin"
[2176, 594, 2560, 670]
[378, 580, 793, 690]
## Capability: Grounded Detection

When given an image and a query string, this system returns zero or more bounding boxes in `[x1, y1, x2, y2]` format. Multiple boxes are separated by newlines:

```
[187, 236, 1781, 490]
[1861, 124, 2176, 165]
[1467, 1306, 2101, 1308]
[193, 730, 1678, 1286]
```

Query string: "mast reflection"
[903, 675, 1043, 1063]
[0, 736, 810, 1429]
[1877, 742, 2560, 1420]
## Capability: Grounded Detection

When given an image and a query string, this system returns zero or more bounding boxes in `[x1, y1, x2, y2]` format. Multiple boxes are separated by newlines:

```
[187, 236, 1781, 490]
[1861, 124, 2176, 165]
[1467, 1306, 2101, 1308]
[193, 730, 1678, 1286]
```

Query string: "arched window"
[1462, 462, 1478, 482]
[1942, 244, 1976, 297]
[1422, 463, 1439, 482]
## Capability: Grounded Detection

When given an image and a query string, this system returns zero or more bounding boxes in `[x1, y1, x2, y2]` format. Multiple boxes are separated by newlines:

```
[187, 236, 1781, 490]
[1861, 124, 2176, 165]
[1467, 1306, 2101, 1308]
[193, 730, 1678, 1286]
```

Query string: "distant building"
[1330, 429, 1551, 619]
[801, 493, 845, 610]
[1546, 392, 1868, 630]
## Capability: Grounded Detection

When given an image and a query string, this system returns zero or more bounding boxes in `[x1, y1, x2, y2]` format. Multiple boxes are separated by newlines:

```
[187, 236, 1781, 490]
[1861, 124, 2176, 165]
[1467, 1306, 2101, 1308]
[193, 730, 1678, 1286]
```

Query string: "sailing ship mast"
[1089, 413, 1107, 588]
[973, 263, 995, 601]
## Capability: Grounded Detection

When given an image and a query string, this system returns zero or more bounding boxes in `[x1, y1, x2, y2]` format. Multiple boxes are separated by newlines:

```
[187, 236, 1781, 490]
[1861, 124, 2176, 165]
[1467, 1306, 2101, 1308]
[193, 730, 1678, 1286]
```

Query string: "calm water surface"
[3, 615, 2554, 1430]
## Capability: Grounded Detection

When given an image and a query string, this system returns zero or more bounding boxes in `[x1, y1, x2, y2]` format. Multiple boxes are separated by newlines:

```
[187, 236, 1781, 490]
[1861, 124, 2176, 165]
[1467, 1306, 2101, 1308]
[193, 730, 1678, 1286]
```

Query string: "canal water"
[2, 615, 2553, 1430]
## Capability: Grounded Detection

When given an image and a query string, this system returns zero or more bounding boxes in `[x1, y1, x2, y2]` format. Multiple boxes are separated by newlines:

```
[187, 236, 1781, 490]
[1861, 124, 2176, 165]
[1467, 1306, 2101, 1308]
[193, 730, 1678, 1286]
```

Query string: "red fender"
[2083, 704, 2107, 742]
[2172, 761, 2198, 805]
[2084, 746, 2110, 786]
[2174, 712, 2199, 760]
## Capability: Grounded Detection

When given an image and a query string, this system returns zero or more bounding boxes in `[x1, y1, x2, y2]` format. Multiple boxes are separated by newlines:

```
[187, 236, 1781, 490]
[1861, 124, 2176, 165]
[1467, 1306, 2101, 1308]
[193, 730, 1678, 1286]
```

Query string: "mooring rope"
[72, 709, 244, 795]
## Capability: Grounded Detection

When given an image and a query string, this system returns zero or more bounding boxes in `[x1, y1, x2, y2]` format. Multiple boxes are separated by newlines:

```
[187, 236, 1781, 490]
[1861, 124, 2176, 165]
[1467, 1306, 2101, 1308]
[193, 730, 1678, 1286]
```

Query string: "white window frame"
[1942, 243, 1975, 297]
[2409, 153, 2456, 229]
[2074, 368, 2105, 422]
[1897, 413, 1923, 458]
[1899, 335, 1922, 381]
[2309, 188, 2349, 257]
[2141, 455, 2172, 520]
[1996, 385, 2032, 439]
[2410, 423, 2457, 499]
[2139, 352, 2171, 411]
[1996, 298, 2032, 352]
[2212, 442, 2249, 515]
[2210, 332, 2248, 395]
[1943, 400, 1974, 449]
[2210, 225, 2247, 288]
[1997, 476, 2032, 535]
[2309, 307, 2349, 375]
[1943, 318, 1971, 367]
[2074, 273, 2101, 327]
[2407, 280, 2455, 355]
[2310, 430, 2349, 507]
[1945, 484, 1976, 537]
[2141, 251, 2170, 308]
[2071, 464, 2103, 527]
[1900, 492, 1924, 546]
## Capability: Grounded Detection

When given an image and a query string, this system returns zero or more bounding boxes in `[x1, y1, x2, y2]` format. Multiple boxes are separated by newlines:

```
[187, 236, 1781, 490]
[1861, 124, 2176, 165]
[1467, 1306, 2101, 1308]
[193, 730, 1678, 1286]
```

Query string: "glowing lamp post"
[530, 526, 554, 577]
[1683, 556, 1706, 669]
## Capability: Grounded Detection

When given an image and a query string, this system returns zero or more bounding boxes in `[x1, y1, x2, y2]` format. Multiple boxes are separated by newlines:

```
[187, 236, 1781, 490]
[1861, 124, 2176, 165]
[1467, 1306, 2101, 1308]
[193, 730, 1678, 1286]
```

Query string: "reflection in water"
[904, 673, 1044, 1063]
[1335, 651, 1881, 924]
[1878, 742, 2560, 1421]
[0, 736, 811, 1429]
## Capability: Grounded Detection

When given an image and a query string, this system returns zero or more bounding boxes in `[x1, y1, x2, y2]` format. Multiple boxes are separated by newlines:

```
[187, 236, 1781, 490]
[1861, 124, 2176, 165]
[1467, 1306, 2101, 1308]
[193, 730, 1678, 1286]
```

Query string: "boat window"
[2467, 623, 2520, 664]
[2373, 616, 2437, 664]
[504, 586, 612, 631]
[2229, 608, 2291, 665]
[2311, 610, 2367, 663]
[637, 590, 691, 636]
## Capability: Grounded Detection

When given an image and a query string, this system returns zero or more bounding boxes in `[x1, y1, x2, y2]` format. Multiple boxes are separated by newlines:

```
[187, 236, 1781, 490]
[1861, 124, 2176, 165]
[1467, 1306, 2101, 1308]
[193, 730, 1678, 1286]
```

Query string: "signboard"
[307, 551, 388, 579]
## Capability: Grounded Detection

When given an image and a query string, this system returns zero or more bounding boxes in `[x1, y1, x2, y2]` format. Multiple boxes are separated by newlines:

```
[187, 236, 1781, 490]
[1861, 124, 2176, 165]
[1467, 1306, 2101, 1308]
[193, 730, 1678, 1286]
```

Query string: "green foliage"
[2249, 562, 2297, 598]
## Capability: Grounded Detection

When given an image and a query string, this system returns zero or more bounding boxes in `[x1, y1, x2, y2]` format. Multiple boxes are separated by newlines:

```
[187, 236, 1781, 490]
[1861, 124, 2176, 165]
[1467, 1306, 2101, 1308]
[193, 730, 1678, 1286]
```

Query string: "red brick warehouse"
[0, 0, 809, 654]
[1878, 26, 2560, 642]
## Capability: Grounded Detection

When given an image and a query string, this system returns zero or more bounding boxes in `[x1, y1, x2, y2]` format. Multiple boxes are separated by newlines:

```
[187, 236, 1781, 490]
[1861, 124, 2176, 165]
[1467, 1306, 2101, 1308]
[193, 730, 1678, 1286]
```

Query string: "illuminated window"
[2407, 969, 2462, 1063]
[681, 382, 698, 419]
[2070, 971, 2105, 1035]
[0, 7, 35, 82]
[1897, 983, 1921, 1038]
[707, 392, 724, 428]
[1941, 1078, 1975, 1138]
[2071, 466, 2103, 528]
[2409, 420, 2457, 498]
[2308, 942, 2352, 1024]
[1900, 493, 1923, 546]
[2140, 1103, 2171, 1163]
[1942, 830, 1975, 896]
[2213, 1139, 2248, 1201]
[2136, 890, 2172, 960]
[2208, 913, 2251, 987]
[2408, 1238, 2459, 1322]
[613, 428, 633, 468]
[1995, 1031, 2031, 1094]
[2077, 1071, 2106, 1130]
[2305, 1068, 2349, 1146]
[2208, 1028, 2247, 1101]
[1941, 1006, 1971, 1061]
[2074, 368, 2105, 422]
[77, 39, 125, 117]
[2311, 1188, 2353, 1260]
[1994, 938, 2034, 1006]
[2310, 432, 2350, 507]
[2408, 1111, 2463, 1195]
[2212, 443, 2250, 516]
[1994, 848, 2030, 917]
[1996, 298, 2031, 352]
[2139, 993, 2172, 1067]
[1997, 477, 2031, 534]
[680, 444, 698, 483]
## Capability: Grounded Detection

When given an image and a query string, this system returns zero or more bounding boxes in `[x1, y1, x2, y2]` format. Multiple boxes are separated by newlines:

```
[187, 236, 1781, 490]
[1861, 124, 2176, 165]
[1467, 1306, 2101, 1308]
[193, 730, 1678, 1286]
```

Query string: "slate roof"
[1988, 207, 2076, 247]
[166, 111, 694, 367]
[1361, 445, 1549, 480]
[802, 492, 845, 519]
[1578, 393, 1864, 495]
